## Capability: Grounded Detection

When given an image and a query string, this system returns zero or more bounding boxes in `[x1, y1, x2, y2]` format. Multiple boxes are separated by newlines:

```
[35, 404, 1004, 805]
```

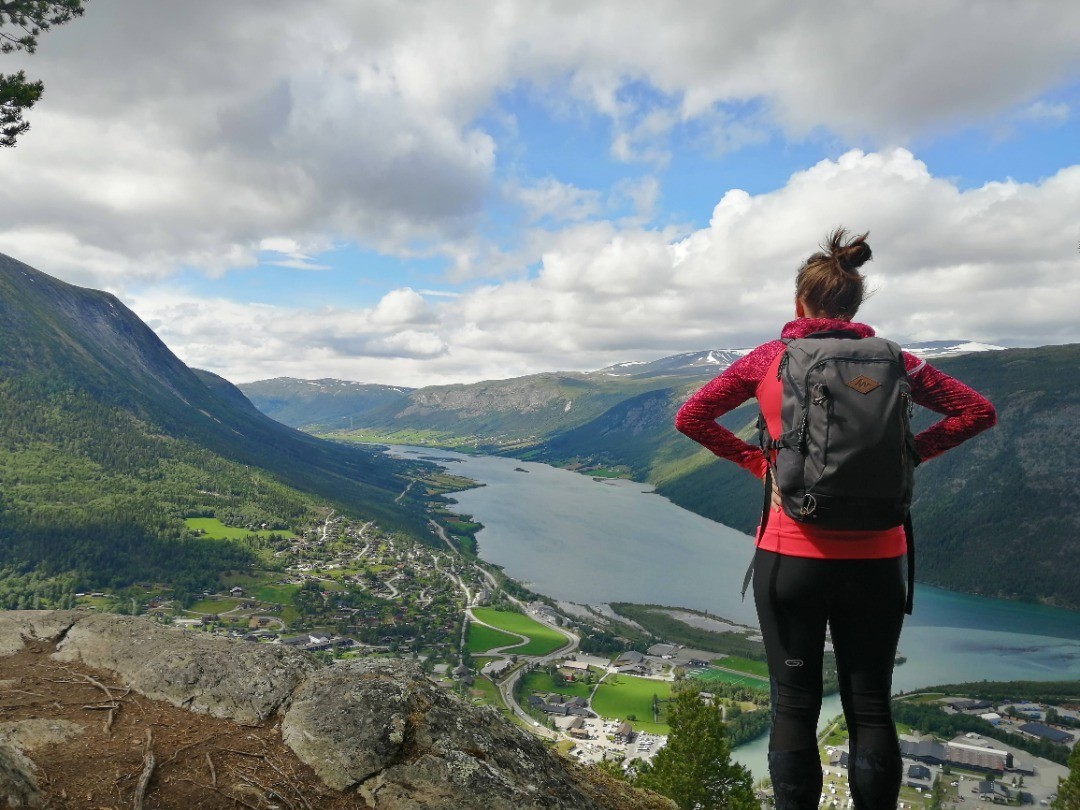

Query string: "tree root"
[133, 728, 155, 810]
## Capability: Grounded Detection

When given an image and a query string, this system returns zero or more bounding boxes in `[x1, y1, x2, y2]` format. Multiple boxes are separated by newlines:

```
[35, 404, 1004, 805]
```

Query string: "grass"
[466, 622, 522, 654]
[519, 671, 594, 700]
[186, 598, 239, 614]
[905, 692, 947, 704]
[185, 517, 295, 540]
[583, 467, 629, 479]
[690, 667, 769, 691]
[591, 675, 673, 734]
[470, 608, 567, 656]
[250, 583, 300, 604]
[714, 656, 770, 678]
[467, 676, 511, 719]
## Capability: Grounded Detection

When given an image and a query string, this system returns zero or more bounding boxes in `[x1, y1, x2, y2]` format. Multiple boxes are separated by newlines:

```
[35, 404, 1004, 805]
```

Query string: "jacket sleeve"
[674, 342, 780, 478]
[903, 353, 997, 463]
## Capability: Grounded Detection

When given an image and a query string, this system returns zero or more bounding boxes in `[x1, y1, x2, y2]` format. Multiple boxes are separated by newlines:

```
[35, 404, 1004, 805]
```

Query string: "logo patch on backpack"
[845, 374, 881, 394]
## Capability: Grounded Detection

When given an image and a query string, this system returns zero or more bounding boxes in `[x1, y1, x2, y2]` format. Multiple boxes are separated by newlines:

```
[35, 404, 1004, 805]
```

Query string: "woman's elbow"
[674, 404, 698, 437]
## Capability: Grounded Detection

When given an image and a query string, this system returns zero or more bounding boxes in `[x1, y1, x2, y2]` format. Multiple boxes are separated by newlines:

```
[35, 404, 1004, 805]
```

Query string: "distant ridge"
[596, 340, 1004, 379]
[240, 377, 414, 430]
[242, 341, 1010, 441]
[597, 349, 751, 379]
[902, 340, 1008, 358]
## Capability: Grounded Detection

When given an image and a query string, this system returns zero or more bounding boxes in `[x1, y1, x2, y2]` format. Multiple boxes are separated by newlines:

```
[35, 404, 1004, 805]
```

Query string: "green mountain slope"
[322, 373, 680, 450]
[903, 345, 1079, 607]
[0, 254, 426, 606]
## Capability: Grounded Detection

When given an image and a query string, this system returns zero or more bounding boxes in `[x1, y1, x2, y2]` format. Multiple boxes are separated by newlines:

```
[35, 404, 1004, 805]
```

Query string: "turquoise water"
[386, 446, 1080, 774]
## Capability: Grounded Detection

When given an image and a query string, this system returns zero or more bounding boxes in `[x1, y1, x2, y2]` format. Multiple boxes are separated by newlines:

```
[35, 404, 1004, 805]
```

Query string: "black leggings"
[753, 548, 907, 810]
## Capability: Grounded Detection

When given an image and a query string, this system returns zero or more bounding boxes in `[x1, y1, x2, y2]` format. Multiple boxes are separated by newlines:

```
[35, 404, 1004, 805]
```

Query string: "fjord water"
[389, 447, 1080, 684]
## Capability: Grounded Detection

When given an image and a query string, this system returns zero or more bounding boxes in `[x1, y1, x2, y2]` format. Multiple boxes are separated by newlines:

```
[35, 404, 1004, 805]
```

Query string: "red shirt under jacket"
[674, 318, 997, 559]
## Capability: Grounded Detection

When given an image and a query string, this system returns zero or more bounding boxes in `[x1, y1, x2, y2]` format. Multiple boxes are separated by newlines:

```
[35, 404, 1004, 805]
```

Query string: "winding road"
[426, 519, 579, 737]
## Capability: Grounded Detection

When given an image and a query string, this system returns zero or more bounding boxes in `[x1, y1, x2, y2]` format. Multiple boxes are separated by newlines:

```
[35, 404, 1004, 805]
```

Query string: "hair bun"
[826, 227, 872, 274]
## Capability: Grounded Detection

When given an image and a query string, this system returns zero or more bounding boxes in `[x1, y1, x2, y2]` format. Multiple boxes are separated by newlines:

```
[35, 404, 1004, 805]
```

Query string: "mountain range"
[241, 340, 1007, 434]
[0, 253, 426, 604]
[241, 341, 1079, 611]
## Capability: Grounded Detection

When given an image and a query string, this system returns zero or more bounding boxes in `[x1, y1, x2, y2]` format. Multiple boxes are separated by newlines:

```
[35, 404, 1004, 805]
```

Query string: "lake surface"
[385, 446, 1080, 774]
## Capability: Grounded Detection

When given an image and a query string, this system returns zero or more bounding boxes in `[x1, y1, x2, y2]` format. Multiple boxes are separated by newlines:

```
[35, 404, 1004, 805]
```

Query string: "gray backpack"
[747, 330, 919, 612]
[765, 331, 916, 529]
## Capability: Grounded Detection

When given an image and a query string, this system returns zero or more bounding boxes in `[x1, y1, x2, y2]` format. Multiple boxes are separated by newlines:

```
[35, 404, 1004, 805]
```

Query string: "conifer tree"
[1052, 739, 1080, 810]
[634, 688, 756, 810]
[1, 0, 88, 146]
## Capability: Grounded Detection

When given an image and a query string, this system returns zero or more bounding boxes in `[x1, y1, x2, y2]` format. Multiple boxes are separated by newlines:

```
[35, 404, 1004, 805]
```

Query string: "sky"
[2, 0, 1079, 387]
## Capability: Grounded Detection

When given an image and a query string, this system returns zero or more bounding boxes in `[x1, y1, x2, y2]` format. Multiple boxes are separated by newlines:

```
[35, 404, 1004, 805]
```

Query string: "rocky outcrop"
[0, 739, 41, 808]
[0, 611, 674, 809]
[50, 612, 317, 725]
[284, 659, 593, 806]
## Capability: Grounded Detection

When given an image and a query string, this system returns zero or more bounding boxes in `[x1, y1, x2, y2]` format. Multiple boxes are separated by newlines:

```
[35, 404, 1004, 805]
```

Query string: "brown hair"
[795, 227, 872, 319]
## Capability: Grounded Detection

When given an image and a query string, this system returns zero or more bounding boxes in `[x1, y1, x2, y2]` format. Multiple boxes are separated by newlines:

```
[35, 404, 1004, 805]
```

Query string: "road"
[427, 519, 580, 737]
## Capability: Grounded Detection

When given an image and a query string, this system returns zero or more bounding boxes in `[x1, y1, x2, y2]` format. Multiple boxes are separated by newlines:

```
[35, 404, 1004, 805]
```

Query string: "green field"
[470, 608, 566, 656]
[185, 517, 295, 540]
[466, 621, 522, 654]
[187, 598, 239, 614]
[520, 670, 593, 700]
[467, 676, 507, 711]
[247, 581, 301, 621]
[715, 656, 770, 678]
[249, 582, 300, 602]
[591, 675, 673, 734]
[689, 667, 769, 691]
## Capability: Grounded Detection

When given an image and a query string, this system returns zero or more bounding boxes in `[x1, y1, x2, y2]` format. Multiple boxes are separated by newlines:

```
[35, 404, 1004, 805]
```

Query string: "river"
[385, 446, 1080, 775]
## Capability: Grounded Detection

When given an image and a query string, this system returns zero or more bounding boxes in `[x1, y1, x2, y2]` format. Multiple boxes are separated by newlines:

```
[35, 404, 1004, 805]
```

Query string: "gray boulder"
[52, 613, 317, 724]
[0, 742, 41, 809]
[282, 658, 608, 808]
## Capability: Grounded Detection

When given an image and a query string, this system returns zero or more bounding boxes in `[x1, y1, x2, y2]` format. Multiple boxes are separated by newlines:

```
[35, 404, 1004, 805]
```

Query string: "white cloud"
[120, 150, 1080, 387]
[1019, 100, 1070, 123]
[370, 288, 436, 326]
[612, 175, 661, 222]
[511, 178, 602, 223]
[3, 0, 1077, 288]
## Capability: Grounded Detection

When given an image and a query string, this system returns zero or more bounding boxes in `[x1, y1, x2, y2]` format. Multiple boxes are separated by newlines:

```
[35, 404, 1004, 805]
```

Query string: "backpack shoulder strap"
[740, 467, 775, 603]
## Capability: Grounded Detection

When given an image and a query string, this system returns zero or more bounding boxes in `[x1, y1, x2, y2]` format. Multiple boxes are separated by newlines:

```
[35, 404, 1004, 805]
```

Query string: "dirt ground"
[0, 639, 361, 809]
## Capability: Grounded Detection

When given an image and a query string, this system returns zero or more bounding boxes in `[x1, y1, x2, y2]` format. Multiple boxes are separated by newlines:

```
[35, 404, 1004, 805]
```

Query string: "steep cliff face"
[0, 611, 672, 809]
